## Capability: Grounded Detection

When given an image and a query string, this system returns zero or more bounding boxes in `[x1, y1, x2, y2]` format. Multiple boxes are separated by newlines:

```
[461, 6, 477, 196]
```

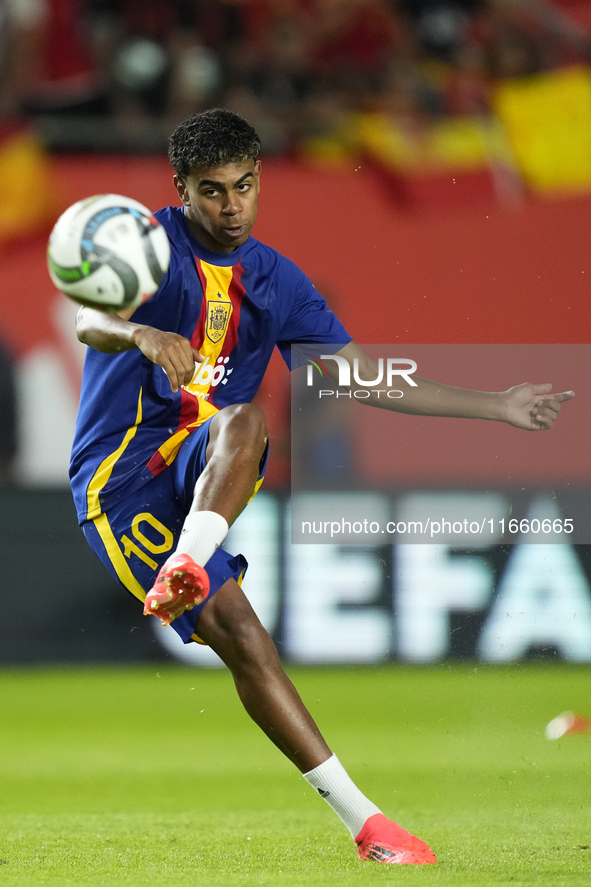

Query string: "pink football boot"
[355, 813, 437, 865]
[143, 553, 210, 626]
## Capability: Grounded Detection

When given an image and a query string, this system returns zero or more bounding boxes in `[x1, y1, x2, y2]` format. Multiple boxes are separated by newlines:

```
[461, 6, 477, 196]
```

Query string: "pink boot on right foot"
[143, 553, 209, 627]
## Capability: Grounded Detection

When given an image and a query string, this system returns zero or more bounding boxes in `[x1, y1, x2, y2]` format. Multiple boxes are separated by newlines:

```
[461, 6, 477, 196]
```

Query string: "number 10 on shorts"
[121, 512, 174, 569]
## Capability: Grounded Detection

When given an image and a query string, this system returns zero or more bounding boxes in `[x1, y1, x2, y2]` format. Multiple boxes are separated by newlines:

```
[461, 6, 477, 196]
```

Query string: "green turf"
[0, 663, 590, 886]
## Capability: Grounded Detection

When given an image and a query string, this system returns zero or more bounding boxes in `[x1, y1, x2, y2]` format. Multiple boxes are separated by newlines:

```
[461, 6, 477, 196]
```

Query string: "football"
[47, 194, 170, 311]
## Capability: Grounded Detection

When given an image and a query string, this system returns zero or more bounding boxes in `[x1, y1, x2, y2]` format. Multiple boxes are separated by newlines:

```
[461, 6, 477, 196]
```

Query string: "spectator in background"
[395, 0, 485, 63]
[0, 0, 48, 117]
[222, 0, 319, 153]
[314, 0, 403, 93]
[85, 0, 235, 140]
[485, 0, 591, 75]
[4, 0, 107, 118]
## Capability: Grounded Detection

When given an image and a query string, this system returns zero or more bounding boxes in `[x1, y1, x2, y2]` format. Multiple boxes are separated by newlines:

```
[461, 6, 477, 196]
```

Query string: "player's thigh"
[172, 411, 269, 506]
[172, 408, 269, 498]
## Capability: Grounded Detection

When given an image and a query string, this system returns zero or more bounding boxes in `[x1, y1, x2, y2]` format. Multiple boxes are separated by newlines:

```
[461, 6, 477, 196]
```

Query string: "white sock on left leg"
[303, 753, 382, 837]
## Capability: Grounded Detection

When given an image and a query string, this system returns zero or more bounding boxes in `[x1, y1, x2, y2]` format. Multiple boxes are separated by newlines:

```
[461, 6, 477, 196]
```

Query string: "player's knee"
[228, 402, 267, 441]
[215, 403, 267, 460]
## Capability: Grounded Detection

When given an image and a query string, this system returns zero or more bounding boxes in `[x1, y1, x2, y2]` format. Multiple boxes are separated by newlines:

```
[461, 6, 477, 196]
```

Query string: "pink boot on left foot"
[355, 813, 437, 865]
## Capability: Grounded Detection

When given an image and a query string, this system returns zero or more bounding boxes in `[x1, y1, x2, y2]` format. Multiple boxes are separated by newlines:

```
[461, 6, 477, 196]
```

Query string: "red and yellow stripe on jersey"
[145, 258, 246, 477]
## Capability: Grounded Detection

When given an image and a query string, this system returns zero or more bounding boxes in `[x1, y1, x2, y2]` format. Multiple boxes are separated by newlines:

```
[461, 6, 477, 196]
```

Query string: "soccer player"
[71, 108, 573, 866]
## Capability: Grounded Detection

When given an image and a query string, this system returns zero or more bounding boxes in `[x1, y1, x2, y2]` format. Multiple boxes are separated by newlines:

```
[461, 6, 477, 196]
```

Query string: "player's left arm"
[331, 342, 574, 431]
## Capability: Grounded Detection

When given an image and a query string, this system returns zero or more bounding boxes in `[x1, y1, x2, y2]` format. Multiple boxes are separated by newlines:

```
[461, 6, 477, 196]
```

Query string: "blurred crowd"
[0, 0, 590, 153]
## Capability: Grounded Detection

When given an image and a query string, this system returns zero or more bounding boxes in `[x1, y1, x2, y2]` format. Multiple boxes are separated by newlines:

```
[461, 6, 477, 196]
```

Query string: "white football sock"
[303, 754, 382, 837]
[175, 510, 228, 567]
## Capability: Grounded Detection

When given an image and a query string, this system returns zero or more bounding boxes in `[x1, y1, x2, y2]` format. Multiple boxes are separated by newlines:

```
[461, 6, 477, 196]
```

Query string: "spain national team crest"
[206, 298, 232, 343]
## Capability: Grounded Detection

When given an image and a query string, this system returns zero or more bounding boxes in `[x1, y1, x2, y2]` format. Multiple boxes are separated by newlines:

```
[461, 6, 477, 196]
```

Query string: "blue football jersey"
[70, 206, 351, 523]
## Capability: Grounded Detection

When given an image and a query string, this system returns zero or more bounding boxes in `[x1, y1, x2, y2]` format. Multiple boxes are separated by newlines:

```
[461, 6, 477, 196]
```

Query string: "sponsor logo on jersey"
[183, 356, 233, 399]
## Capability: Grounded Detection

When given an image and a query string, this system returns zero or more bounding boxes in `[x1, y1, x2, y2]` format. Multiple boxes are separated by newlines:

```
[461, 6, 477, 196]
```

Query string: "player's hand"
[132, 326, 203, 392]
[502, 382, 575, 431]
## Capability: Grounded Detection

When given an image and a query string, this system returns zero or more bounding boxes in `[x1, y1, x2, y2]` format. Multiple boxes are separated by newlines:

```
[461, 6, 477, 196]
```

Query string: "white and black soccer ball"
[47, 194, 170, 311]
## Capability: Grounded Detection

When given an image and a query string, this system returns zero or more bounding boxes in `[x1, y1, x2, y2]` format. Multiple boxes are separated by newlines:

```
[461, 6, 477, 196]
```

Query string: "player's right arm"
[76, 306, 200, 392]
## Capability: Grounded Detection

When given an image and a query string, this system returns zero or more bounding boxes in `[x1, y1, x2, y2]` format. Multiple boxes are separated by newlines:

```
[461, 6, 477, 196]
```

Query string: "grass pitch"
[0, 663, 590, 887]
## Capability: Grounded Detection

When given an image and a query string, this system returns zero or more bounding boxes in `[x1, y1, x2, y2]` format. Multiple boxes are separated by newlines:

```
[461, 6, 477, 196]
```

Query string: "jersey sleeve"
[275, 257, 351, 369]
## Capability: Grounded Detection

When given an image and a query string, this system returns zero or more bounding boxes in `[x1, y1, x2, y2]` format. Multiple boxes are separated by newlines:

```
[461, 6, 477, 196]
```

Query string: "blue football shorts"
[82, 416, 267, 645]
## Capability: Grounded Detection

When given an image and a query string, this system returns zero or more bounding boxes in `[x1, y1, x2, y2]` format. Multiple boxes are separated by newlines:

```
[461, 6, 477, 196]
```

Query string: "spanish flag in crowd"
[494, 66, 591, 195]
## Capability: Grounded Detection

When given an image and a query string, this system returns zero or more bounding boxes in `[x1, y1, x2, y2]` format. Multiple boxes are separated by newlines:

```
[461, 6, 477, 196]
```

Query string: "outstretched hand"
[503, 383, 575, 431]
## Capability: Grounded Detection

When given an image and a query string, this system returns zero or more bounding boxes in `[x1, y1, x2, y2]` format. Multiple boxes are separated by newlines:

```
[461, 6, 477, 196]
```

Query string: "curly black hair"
[168, 108, 261, 179]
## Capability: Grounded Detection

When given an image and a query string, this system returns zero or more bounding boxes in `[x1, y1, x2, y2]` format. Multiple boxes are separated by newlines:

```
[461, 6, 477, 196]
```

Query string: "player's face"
[173, 159, 261, 253]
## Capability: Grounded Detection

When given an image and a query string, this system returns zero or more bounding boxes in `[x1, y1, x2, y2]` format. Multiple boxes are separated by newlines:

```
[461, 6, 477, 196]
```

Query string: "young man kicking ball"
[71, 108, 573, 866]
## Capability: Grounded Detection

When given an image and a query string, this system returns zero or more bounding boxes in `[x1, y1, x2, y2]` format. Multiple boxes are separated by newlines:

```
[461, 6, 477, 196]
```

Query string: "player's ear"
[173, 174, 189, 205]
[254, 160, 262, 191]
